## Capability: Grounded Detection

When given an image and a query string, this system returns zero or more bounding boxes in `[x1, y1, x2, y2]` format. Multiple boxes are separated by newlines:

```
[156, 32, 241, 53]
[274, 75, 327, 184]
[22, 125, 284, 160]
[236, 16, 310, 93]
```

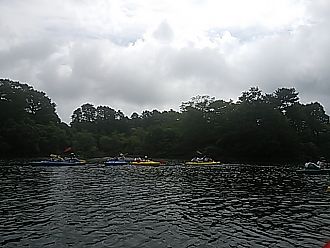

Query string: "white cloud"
[1, 0, 330, 123]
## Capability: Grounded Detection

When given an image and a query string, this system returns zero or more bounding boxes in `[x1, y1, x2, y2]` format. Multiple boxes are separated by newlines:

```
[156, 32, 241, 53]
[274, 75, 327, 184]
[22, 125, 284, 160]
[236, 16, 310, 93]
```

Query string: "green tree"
[238, 87, 264, 104]
[72, 131, 98, 157]
[266, 87, 299, 112]
[180, 95, 215, 112]
[0, 79, 66, 158]
[0, 79, 60, 124]
[96, 106, 116, 121]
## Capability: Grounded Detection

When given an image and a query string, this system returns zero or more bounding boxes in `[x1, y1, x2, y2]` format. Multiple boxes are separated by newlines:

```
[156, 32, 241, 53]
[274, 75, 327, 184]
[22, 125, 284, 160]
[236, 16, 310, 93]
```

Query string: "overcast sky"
[1, 0, 330, 123]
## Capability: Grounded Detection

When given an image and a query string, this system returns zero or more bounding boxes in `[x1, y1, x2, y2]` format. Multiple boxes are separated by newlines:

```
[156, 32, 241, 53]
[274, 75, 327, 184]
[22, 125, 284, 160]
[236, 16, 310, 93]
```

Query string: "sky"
[1, 0, 330, 123]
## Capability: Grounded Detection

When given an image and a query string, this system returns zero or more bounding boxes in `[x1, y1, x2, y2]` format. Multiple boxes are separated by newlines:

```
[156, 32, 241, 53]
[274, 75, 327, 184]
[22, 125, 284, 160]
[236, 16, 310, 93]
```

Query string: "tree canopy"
[1, 78, 330, 163]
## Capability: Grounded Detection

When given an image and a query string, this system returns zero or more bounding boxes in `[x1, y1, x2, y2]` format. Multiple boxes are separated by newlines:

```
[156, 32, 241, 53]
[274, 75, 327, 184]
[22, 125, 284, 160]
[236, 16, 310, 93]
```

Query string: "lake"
[1, 164, 330, 247]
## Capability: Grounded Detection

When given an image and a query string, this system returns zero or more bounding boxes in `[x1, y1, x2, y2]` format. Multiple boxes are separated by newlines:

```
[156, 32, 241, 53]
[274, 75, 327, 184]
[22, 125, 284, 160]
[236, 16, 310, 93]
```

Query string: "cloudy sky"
[1, 0, 330, 123]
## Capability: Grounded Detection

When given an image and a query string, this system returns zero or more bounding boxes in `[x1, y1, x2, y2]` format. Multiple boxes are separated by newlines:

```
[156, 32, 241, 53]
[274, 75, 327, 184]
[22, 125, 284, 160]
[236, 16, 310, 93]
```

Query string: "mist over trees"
[1, 79, 330, 163]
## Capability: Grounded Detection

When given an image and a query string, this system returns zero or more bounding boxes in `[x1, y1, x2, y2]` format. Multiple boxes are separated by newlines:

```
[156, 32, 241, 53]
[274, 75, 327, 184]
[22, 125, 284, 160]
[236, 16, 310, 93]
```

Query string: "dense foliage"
[0, 79, 72, 157]
[1, 79, 330, 163]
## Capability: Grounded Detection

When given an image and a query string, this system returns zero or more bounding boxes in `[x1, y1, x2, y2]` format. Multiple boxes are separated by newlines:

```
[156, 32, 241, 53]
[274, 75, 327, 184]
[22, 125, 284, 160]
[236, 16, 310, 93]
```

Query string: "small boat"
[130, 160, 161, 166]
[296, 162, 330, 175]
[104, 156, 128, 166]
[130, 157, 161, 166]
[185, 157, 221, 166]
[30, 154, 86, 166]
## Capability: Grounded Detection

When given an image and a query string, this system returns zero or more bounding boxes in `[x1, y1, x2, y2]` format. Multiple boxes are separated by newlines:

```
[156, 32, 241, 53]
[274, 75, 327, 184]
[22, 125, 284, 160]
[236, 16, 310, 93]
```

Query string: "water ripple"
[0, 164, 330, 247]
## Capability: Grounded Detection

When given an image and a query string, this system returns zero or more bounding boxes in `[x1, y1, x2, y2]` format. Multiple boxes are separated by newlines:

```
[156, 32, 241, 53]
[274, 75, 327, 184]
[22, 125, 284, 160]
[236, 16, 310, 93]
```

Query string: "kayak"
[104, 160, 128, 166]
[30, 154, 86, 166]
[130, 160, 161, 166]
[186, 156, 221, 166]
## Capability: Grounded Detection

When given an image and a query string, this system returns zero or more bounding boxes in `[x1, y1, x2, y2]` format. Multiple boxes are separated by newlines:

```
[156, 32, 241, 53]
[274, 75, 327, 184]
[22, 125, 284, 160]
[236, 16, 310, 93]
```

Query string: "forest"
[1, 78, 330, 163]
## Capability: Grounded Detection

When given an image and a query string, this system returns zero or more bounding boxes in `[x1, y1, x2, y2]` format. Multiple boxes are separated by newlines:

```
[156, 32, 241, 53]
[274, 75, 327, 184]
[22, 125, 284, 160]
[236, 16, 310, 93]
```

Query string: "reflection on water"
[0, 164, 330, 247]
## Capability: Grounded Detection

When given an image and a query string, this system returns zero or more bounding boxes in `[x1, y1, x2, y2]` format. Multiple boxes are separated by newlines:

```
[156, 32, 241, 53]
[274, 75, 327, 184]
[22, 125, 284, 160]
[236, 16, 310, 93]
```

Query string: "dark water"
[1, 164, 330, 248]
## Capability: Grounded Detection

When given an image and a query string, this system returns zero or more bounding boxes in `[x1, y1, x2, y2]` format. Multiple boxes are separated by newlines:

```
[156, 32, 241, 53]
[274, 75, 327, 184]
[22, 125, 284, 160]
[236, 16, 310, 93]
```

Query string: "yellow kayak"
[130, 160, 161, 166]
[185, 161, 221, 166]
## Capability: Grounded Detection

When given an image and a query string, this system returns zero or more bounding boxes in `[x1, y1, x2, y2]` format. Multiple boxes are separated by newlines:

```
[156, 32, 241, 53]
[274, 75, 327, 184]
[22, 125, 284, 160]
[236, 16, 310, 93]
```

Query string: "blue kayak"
[104, 160, 128, 166]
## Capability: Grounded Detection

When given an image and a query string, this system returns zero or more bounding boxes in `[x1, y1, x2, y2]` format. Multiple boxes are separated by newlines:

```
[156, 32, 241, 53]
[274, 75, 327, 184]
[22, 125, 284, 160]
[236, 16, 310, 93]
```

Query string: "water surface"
[1, 164, 330, 247]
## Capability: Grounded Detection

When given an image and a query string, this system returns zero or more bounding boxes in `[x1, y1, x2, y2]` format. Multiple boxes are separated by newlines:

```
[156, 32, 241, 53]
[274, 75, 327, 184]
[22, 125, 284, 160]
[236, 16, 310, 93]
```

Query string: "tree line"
[1, 78, 330, 163]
